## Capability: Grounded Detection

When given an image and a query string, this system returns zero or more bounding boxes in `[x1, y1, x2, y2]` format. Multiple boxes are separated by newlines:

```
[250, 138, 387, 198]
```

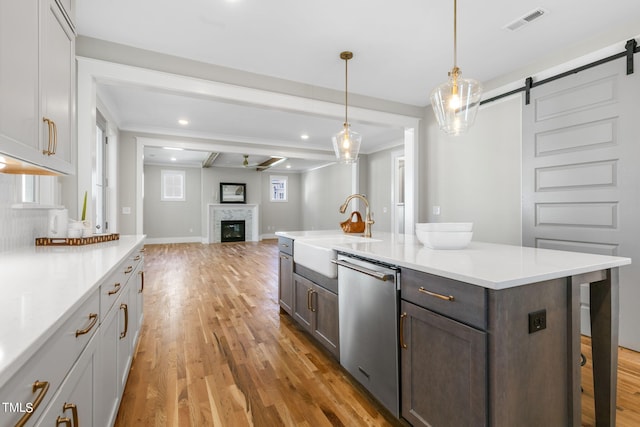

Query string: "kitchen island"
[276, 230, 631, 427]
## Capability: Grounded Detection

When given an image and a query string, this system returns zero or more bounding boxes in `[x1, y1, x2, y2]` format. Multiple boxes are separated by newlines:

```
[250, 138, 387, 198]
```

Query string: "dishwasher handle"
[333, 259, 395, 282]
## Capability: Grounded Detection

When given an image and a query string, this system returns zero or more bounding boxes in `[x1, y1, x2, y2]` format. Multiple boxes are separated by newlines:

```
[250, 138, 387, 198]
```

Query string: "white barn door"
[522, 56, 640, 351]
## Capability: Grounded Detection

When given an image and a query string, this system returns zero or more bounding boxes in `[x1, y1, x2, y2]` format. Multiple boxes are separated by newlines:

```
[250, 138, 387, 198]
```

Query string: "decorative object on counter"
[47, 208, 68, 238]
[415, 222, 473, 249]
[35, 233, 120, 246]
[332, 51, 362, 164]
[68, 220, 84, 238]
[220, 182, 246, 203]
[81, 190, 88, 221]
[340, 211, 366, 233]
[339, 194, 374, 237]
[80, 190, 93, 237]
[430, 0, 482, 136]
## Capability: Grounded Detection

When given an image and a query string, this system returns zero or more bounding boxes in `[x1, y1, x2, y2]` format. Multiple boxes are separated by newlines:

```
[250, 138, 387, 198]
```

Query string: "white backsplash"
[0, 174, 49, 252]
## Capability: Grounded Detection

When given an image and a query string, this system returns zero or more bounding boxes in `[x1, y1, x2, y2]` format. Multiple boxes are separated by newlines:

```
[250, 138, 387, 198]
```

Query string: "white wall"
[0, 175, 49, 251]
[423, 96, 522, 245]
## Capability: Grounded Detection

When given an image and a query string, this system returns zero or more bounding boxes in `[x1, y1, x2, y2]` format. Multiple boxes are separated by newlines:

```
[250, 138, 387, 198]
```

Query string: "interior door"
[522, 57, 640, 350]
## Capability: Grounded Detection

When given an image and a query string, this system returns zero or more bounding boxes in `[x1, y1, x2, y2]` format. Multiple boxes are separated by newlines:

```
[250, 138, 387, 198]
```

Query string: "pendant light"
[332, 51, 362, 164]
[430, 0, 482, 136]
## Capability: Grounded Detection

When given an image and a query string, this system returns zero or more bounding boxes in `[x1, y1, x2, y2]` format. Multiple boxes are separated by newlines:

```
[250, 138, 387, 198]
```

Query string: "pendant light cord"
[338, 51, 354, 128]
[344, 56, 349, 126]
[453, 0, 457, 69]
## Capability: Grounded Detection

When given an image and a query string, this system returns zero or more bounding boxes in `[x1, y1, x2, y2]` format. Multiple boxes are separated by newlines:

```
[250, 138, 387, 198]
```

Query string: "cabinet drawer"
[99, 249, 141, 317]
[278, 237, 293, 256]
[401, 268, 487, 330]
[99, 269, 128, 318]
[0, 289, 99, 427]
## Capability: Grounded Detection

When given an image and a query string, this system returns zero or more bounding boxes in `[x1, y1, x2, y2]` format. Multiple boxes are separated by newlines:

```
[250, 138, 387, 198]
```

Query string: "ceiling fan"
[243, 154, 287, 171]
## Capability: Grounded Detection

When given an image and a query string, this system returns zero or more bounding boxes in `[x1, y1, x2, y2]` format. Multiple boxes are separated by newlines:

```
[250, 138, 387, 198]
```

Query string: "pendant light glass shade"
[431, 0, 482, 135]
[332, 123, 362, 164]
[333, 51, 362, 163]
[430, 67, 482, 136]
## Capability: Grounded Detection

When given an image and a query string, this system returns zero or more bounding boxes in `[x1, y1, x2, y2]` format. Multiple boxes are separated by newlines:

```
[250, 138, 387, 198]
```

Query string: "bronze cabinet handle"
[120, 303, 129, 339]
[418, 286, 455, 302]
[399, 312, 408, 349]
[56, 417, 71, 427]
[124, 265, 133, 274]
[107, 282, 121, 296]
[133, 255, 141, 261]
[75, 313, 98, 337]
[15, 380, 49, 427]
[400, 313, 407, 348]
[139, 270, 144, 293]
[42, 117, 53, 155]
[51, 119, 58, 154]
[63, 402, 79, 427]
[310, 290, 316, 313]
[306, 288, 312, 311]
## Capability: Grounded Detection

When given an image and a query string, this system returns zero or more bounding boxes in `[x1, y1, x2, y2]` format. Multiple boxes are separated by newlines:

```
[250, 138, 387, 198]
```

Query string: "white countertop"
[276, 230, 631, 289]
[0, 235, 145, 388]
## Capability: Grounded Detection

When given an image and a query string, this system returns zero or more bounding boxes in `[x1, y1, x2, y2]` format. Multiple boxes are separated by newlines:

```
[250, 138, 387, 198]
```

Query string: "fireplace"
[221, 220, 246, 242]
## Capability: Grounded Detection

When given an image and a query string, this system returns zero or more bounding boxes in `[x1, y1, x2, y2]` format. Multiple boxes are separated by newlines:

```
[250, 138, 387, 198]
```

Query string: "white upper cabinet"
[40, 0, 75, 173]
[0, 0, 75, 175]
[0, 0, 40, 160]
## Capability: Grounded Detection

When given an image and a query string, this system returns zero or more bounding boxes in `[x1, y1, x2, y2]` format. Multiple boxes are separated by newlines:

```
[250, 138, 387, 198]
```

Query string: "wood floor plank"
[115, 241, 640, 427]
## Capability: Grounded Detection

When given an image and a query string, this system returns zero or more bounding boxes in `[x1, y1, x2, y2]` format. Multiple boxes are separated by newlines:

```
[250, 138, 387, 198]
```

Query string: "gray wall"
[260, 172, 302, 235]
[301, 163, 355, 231]
[423, 96, 522, 245]
[366, 146, 403, 233]
[117, 131, 139, 235]
[201, 166, 262, 239]
[143, 164, 202, 242]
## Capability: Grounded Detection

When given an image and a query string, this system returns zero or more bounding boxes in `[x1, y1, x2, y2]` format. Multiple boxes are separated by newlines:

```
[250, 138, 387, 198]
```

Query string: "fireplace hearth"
[221, 220, 246, 242]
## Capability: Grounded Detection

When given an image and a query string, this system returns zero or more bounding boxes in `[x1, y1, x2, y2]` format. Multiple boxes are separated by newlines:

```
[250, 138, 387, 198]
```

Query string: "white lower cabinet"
[96, 245, 144, 427]
[133, 259, 145, 350]
[0, 289, 99, 427]
[95, 294, 120, 427]
[0, 243, 144, 427]
[35, 334, 97, 427]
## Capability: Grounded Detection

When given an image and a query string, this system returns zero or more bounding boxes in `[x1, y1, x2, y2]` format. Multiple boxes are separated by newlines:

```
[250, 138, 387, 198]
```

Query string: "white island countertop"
[0, 235, 145, 388]
[276, 230, 631, 289]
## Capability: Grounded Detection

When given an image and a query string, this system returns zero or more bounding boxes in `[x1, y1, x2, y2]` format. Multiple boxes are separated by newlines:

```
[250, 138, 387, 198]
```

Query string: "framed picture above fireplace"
[220, 182, 246, 204]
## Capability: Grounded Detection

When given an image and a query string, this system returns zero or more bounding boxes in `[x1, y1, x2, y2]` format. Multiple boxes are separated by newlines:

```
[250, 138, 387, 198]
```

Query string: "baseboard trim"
[144, 236, 203, 245]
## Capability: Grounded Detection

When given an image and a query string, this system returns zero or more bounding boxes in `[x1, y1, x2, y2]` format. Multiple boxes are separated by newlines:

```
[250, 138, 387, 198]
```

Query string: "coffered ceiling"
[77, 0, 640, 170]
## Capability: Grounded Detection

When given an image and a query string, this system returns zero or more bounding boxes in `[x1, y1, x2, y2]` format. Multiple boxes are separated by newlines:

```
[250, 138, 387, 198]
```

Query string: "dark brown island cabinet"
[277, 235, 623, 427]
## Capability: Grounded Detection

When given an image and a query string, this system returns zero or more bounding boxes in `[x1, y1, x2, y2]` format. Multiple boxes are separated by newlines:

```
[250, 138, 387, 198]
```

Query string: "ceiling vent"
[504, 8, 547, 31]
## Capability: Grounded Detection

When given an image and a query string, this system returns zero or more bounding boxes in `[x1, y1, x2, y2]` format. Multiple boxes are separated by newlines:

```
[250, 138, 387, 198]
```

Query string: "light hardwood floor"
[115, 241, 640, 426]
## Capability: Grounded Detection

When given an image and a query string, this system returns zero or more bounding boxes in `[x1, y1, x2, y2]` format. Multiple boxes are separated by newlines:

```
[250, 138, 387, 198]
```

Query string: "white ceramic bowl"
[415, 222, 473, 232]
[415, 230, 473, 249]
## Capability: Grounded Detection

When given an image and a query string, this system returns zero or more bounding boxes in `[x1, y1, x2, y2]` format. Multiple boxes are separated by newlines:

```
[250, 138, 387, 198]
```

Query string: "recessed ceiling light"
[178, 119, 189, 125]
[163, 147, 184, 151]
[170, 157, 177, 162]
[300, 134, 309, 140]
[286, 164, 292, 169]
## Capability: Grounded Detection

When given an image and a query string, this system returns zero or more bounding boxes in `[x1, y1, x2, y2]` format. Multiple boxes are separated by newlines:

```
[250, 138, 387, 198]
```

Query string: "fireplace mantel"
[207, 204, 259, 243]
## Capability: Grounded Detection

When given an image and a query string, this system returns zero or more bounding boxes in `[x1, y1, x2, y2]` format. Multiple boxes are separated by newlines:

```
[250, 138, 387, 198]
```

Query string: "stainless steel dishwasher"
[335, 253, 400, 417]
